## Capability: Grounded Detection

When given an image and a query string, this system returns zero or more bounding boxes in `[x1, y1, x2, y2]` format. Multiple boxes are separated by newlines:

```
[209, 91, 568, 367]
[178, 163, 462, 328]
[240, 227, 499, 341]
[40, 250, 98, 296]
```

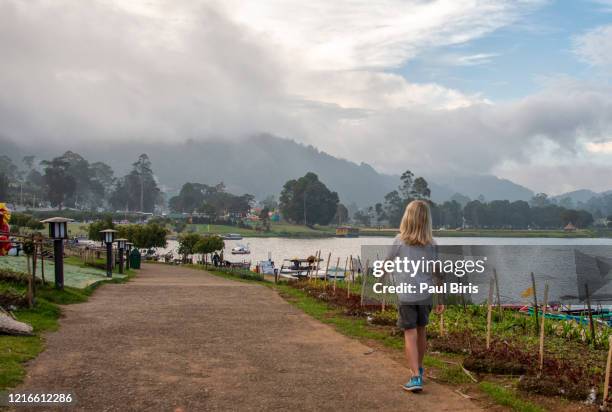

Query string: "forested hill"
[1, 134, 534, 206]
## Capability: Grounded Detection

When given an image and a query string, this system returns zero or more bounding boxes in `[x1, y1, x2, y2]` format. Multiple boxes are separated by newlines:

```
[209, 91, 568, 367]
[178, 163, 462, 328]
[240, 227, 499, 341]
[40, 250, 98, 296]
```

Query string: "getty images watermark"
[370, 256, 486, 296]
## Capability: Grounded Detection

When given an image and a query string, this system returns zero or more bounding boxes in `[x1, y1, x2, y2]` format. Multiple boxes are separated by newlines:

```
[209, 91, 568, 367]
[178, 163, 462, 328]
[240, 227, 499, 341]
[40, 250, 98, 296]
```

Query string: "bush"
[8, 213, 44, 232]
[88, 216, 114, 241]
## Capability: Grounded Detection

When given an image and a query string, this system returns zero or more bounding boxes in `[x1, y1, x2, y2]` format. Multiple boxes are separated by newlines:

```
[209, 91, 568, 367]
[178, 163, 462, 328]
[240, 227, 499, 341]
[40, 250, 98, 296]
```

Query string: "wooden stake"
[347, 255, 353, 298]
[324, 252, 331, 283]
[603, 335, 612, 408]
[31, 242, 37, 298]
[360, 259, 369, 307]
[41, 244, 45, 284]
[439, 311, 445, 337]
[539, 283, 549, 372]
[486, 277, 494, 350]
[26, 254, 33, 309]
[343, 256, 348, 287]
[313, 250, 321, 285]
[494, 268, 502, 319]
[585, 283, 596, 344]
[531, 272, 539, 331]
[333, 257, 340, 292]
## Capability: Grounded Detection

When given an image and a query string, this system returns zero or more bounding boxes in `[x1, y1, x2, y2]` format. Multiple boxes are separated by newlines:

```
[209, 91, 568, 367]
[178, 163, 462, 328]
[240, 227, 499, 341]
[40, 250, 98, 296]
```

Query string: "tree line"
[0, 152, 161, 212]
[352, 170, 596, 229]
[1, 150, 602, 230]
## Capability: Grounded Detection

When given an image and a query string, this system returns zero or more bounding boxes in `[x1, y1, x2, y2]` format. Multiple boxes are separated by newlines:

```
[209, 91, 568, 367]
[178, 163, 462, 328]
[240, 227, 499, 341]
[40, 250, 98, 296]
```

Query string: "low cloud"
[1, 0, 612, 194]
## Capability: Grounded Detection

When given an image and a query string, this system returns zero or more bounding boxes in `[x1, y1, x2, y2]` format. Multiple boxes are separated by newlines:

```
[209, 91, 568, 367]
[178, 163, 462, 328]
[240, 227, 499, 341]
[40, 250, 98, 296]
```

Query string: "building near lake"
[336, 226, 359, 237]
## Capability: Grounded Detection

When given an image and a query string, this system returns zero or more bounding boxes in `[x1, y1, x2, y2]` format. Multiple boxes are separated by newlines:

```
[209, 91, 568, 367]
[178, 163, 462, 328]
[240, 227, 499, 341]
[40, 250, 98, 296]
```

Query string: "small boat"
[224, 260, 251, 269]
[231, 244, 251, 254]
[279, 258, 317, 279]
[258, 259, 276, 275]
[224, 233, 243, 240]
[277, 257, 348, 280]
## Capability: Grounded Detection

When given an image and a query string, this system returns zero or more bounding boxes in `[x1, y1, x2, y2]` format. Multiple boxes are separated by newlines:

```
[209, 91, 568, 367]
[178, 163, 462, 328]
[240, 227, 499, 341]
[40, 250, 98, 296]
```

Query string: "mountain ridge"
[1, 134, 537, 207]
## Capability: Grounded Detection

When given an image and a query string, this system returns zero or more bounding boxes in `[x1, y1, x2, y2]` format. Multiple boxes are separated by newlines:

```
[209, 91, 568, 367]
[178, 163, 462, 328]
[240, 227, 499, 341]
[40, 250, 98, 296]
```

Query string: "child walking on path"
[385, 200, 444, 392]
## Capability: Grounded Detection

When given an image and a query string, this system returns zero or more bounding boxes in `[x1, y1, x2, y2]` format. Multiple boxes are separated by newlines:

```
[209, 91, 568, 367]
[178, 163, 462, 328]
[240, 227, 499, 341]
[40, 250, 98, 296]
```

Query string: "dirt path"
[14, 264, 481, 411]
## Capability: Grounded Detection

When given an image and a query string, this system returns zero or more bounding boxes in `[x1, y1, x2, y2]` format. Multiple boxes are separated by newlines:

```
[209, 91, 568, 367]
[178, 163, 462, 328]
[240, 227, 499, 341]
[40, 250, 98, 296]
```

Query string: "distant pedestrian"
[212, 252, 220, 267]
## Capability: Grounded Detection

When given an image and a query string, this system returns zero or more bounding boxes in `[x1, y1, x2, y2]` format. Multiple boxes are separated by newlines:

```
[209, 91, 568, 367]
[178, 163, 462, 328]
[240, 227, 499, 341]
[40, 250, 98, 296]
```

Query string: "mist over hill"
[2, 134, 535, 207]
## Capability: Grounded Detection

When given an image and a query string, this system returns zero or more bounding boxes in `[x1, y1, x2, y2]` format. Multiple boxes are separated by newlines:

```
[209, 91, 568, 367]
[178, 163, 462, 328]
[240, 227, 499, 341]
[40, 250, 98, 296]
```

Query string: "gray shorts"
[397, 304, 432, 330]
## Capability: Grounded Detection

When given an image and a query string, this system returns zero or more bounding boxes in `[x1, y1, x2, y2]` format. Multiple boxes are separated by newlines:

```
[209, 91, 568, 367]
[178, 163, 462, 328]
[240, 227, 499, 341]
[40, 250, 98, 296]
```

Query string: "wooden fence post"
[539, 283, 549, 372]
[26, 252, 33, 309]
[41, 245, 45, 284]
[333, 257, 340, 292]
[585, 283, 596, 344]
[312, 250, 320, 285]
[603, 335, 612, 408]
[360, 259, 369, 307]
[343, 256, 348, 286]
[324, 252, 331, 283]
[494, 268, 502, 319]
[347, 255, 353, 298]
[531, 272, 539, 331]
[486, 277, 494, 350]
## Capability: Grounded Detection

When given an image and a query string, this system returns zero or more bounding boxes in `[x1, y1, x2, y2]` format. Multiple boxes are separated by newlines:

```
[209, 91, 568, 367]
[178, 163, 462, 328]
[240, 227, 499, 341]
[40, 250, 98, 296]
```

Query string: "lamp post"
[41, 217, 73, 290]
[125, 242, 133, 270]
[100, 229, 117, 278]
[116, 238, 127, 274]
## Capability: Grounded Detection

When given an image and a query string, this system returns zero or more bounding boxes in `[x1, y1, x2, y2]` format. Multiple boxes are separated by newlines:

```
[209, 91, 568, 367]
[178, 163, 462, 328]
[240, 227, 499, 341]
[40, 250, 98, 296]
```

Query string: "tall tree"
[383, 170, 431, 227]
[41, 158, 76, 210]
[279, 172, 339, 226]
[334, 203, 349, 225]
[90, 161, 115, 201]
[111, 154, 160, 212]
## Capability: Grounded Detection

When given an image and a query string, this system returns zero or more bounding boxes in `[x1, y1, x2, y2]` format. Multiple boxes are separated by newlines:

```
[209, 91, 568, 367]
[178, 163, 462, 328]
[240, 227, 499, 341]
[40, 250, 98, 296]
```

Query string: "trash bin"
[129, 248, 141, 269]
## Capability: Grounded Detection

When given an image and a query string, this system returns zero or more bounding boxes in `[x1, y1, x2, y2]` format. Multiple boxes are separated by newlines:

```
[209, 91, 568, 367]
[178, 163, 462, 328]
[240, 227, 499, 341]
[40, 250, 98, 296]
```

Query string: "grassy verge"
[479, 382, 545, 412]
[184, 223, 336, 238]
[0, 264, 135, 390]
[196, 266, 545, 411]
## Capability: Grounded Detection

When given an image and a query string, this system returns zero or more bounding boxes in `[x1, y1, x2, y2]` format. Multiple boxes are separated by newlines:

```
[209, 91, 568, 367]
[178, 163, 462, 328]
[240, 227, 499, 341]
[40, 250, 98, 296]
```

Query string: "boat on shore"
[223, 233, 243, 240]
[278, 257, 346, 280]
[231, 244, 250, 254]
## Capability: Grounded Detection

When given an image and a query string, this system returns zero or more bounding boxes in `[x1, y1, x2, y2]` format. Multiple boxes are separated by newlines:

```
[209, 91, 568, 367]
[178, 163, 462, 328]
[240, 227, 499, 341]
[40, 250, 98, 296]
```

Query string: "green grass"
[479, 382, 545, 412]
[185, 264, 264, 282]
[186, 222, 336, 238]
[0, 292, 61, 389]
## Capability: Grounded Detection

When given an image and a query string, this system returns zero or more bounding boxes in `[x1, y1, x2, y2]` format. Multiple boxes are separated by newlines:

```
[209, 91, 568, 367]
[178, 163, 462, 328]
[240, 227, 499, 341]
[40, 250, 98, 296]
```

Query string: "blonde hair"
[399, 200, 433, 246]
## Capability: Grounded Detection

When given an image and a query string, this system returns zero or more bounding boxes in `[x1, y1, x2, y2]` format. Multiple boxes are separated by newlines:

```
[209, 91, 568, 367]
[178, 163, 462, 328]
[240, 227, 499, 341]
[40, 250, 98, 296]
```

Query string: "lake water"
[159, 236, 612, 305]
[161, 236, 612, 267]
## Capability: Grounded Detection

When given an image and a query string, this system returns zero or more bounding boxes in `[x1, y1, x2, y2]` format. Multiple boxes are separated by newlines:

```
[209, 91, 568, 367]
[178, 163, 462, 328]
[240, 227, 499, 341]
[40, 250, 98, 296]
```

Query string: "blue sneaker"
[402, 375, 423, 392]
[419, 367, 424, 380]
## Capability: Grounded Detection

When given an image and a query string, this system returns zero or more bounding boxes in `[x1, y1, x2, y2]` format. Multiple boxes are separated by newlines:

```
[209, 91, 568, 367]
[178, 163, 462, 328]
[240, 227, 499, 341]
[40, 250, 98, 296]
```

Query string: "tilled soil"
[12, 264, 481, 411]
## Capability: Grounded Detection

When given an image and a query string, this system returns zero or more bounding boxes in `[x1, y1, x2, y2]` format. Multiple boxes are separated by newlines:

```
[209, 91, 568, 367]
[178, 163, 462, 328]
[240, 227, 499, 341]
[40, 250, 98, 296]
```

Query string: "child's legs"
[416, 326, 427, 368]
[403, 328, 420, 376]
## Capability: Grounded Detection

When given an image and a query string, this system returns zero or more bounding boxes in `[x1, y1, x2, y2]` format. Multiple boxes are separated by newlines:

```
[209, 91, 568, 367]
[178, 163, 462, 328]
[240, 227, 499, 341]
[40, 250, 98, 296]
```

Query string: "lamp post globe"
[99, 229, 117, 278]
[125, 242, 133, 269]
[115, 238, 127, 274]
[41, 217, 73, 290]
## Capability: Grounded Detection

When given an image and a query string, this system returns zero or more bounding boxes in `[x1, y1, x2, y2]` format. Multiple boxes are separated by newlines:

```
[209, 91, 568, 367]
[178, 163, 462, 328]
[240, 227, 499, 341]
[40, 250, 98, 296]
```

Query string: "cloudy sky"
[2, 0, 612, 194]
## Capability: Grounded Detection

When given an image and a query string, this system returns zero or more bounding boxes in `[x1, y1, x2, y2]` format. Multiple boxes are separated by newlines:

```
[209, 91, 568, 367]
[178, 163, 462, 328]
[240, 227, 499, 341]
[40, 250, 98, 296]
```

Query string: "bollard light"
[41, 217, 73, 290]
[125, 242, 133, 269]
[116, 238, 127, 274]
[99, 229, 117, 278]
